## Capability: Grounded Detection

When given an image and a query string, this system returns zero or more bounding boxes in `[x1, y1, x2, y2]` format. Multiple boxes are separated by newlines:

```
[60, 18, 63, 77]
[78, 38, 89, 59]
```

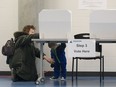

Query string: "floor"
[0, 76, 116, 87]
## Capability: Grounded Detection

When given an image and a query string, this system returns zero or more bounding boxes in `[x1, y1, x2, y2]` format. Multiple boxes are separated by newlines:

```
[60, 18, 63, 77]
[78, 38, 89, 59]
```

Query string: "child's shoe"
[50, 76, 59, 80]
[61, 77, 66, 81]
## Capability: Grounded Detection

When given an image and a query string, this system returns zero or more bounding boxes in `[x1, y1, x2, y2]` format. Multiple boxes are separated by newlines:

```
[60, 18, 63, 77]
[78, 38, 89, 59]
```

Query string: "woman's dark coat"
[10, 32, 40, 81]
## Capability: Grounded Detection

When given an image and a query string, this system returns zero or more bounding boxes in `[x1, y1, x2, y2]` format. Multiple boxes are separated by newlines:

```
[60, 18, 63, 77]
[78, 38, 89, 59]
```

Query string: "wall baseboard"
[45, 71, 116, 77]
[0, 71, 11, 75]
[1, 71, 116, 77]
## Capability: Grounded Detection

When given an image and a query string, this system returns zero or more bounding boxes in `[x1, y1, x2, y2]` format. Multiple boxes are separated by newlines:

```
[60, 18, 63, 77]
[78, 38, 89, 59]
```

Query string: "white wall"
[41, 0, 116, 72]
[18, 0, 39, 30]
[0, 0, 18, 71]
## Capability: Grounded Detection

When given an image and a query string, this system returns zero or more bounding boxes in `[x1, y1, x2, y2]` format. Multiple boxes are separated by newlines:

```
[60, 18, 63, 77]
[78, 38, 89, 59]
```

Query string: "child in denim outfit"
[48, 42, 67, 80]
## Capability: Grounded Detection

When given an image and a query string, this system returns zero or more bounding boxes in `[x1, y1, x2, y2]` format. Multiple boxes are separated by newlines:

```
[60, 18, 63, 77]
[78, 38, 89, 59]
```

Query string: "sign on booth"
[68, 39, 96, 57]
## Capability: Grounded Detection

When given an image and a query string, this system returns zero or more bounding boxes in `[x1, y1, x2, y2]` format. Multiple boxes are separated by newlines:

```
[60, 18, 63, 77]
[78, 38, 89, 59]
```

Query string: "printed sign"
[78, 0, 107, 10]
[68, 39, 96, 57]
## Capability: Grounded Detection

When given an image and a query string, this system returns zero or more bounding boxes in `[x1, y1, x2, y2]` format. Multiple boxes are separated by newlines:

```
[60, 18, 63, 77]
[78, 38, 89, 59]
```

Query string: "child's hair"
[48, 42, 57, 48]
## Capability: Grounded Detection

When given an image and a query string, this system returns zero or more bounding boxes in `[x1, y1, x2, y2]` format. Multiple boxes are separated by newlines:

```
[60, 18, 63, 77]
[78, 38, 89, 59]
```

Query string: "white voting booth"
[39, 9, 71, 39]
[34, 9, 71, 84]
[90, 10, 116, 39]
[39, 9, 96, 57]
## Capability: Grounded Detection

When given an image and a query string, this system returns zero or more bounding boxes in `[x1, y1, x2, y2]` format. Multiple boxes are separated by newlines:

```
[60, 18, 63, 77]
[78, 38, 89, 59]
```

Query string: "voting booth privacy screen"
[39, 9, 71, 39]
[90, 10, 116, 39]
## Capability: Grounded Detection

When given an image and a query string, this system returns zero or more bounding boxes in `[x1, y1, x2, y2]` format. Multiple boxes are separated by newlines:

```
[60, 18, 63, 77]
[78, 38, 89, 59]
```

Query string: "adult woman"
[10, 25, 51, 81]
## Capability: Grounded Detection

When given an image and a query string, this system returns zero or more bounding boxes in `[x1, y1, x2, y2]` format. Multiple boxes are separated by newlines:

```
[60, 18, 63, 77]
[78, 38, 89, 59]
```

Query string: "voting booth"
[90, 10, 116, 39]
[39, 9, 71, 39]
[34, 9, 71, 84]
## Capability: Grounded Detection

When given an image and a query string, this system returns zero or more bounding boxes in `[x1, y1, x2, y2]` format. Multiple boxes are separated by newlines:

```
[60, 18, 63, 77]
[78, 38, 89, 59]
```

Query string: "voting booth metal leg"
[76, 58, 78, 80]
[101, 56, 104, 80]
[100, 58, 102, 82]
[100, 50, 104, 81]
[102, 56, 104, 80]
[72, 57, 78, 81]
[36, 43, 45, 85]
[100, 56, 104, 82]
[72, 57, 74, 81]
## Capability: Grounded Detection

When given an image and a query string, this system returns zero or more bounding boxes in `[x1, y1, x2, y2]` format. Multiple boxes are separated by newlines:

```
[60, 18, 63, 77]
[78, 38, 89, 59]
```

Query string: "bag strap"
[52, 49, 60, 63]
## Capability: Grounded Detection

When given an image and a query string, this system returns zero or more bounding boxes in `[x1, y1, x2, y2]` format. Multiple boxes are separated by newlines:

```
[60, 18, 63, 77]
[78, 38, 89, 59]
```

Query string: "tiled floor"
[0, 76, 116, 87]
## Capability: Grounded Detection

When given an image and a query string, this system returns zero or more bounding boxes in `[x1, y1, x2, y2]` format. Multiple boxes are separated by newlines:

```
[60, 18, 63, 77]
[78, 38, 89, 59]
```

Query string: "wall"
[0, 0, 18, 71]
[18, 0, 39, 30]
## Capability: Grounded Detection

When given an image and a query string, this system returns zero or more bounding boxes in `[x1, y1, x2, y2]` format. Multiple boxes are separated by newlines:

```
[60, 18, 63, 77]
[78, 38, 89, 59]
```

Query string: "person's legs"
[60, 63, 66, 79]
[11, 68, 27, 82]
[50, 63, 60, 80]
[54, 64, 60, 78]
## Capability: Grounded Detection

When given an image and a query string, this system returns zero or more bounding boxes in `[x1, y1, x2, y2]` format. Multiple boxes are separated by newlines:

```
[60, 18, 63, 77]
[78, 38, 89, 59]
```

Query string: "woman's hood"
[14, 31, 28, 39]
